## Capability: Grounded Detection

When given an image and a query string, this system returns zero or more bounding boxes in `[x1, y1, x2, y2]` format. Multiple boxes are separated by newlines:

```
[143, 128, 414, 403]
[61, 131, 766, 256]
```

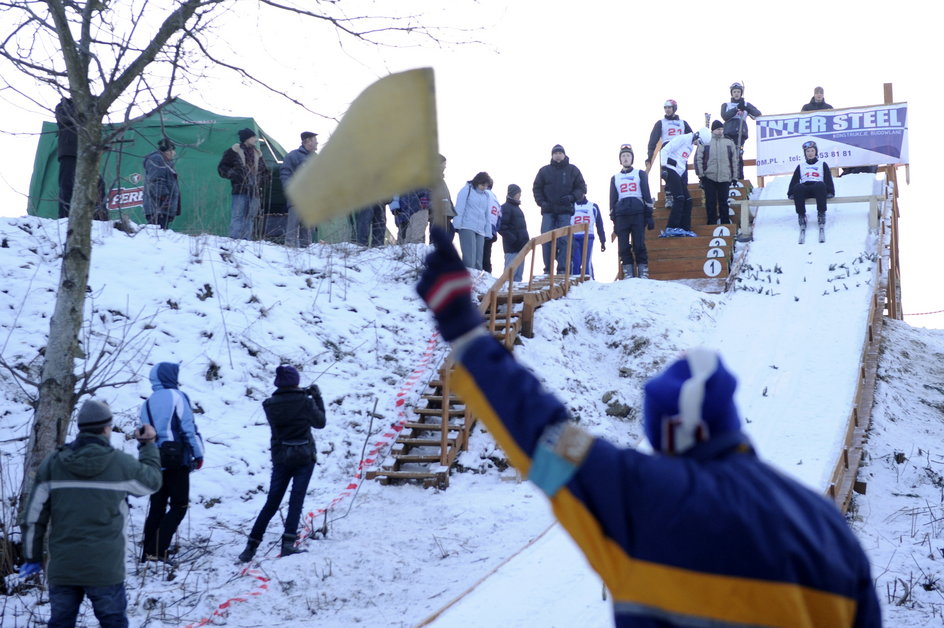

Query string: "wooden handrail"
[733, 194, 887, 241]
[479, 223, 590, 348]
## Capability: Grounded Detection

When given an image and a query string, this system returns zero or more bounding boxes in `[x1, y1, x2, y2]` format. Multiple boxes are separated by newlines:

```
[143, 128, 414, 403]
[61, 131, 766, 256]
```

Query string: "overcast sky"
[0, 0, 938, 326]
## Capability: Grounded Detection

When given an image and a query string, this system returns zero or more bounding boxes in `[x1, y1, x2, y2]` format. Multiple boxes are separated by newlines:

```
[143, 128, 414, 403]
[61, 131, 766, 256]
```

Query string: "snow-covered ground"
[0, 172, 942, 627]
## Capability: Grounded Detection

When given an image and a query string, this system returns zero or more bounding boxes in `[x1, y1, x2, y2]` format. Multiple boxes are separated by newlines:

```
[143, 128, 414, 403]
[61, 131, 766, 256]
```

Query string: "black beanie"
[238, 128, 257, 143]
[507, 183, 521, 197]
[274, 365, 300, 388]
[551, 144, 565, 155]
[711, 120, 724, 131]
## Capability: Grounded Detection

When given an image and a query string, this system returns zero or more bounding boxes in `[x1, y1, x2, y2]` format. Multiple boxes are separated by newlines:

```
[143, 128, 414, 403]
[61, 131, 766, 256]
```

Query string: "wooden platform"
[641, 180, 751, 289]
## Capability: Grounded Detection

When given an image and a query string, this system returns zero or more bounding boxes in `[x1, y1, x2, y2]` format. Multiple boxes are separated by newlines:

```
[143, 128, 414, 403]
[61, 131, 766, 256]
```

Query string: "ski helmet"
[695, 128, 712, 146]
[802, 140, 818, 152]
[619, 143, 634, 160]
[730, 82, 744, 94]
[663, 99, 678, 112]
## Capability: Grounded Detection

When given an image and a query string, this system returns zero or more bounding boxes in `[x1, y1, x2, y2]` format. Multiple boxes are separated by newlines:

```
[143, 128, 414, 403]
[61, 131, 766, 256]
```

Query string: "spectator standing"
[279, 131, 318, 247]
[143, 138, 181, 230]
[354, 202, 387, 247]
[788, 140, 835, 230]
[498, 184, 529, 282]
[428, 154, 456, 240]
[391, 189, 430, 244]
[802, 86, 833, 111]
[661, 129, 710, 237]
[720, 82, 762, 179]
[569, 191, 605, 278]
[609, 144, 654, 279]
[533, 145, 587, 274]
[481, 184, 502, 273]
[414, 233, 882, 628]
[694, 121, 737, 225]
[19, 400, 162, 627]
[453, 172, 493, 270]
[218, 128, 271, 240]
[54, 97, 79, 219]
[139, 362, 204, 564]
[238, 366, 326, 562]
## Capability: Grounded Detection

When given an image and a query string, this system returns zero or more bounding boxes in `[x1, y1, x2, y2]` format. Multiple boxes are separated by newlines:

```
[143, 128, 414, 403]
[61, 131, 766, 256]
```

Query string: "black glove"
[646, 216, 655, 231]
[644, 159, 651, 169]
[736, 100, 746, 111]
[600, 241, 606, 252]
[559, 194, 575, 205]
[698, 177, 706, 189]
[416, 227, 484, 342]
[731, 180, 739, 187]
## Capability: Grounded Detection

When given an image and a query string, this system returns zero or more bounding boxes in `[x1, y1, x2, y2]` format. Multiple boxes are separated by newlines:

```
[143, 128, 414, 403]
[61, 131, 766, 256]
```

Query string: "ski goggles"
[802, 141, 817, 150]
[619, 144, 634, 153]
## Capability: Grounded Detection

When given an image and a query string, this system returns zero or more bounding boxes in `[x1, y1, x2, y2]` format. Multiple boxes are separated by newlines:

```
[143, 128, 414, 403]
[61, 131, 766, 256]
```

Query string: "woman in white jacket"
[453, 171, 493, 270]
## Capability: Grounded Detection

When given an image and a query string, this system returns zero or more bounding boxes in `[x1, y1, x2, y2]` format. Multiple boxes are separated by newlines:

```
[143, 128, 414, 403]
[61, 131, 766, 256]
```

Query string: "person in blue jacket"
[414, 227, 881, 628]
[139, 362, 204, 563]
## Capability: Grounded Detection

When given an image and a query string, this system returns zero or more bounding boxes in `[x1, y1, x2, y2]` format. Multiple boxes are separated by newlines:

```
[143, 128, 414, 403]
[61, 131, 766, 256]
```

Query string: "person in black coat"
[801, 86, 833, 111]
[54, 97, 78, 219]
[498, 183, 530, 282]
[238, 365, 326, 562]
[532, 144, 587, 274]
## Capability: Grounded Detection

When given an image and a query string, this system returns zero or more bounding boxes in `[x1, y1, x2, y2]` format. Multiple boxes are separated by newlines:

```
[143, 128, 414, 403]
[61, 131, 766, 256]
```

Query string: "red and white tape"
[181, 330, 445, 627]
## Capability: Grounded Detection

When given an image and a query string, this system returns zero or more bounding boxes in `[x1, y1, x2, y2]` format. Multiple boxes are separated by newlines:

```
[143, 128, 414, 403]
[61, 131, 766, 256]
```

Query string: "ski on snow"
[818, 225, 825, 243]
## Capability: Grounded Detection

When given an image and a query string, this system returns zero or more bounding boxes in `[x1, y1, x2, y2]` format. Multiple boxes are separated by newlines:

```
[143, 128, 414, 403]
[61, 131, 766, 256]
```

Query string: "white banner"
[755, 103, 909, 176]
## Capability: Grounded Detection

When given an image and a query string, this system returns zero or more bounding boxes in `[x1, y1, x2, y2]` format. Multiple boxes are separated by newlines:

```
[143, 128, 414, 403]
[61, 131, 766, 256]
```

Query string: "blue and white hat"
[643, 349, 740, 454]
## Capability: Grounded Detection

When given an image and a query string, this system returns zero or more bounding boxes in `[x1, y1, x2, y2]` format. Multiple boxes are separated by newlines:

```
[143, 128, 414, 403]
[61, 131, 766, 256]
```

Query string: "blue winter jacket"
[450, 332, 882, 628]
[139, 363, 204, 468]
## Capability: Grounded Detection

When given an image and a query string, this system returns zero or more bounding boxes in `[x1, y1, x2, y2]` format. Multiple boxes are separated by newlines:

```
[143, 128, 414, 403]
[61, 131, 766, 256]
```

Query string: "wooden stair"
[368, 234, 591, 488]
[644, 180, 751, 290]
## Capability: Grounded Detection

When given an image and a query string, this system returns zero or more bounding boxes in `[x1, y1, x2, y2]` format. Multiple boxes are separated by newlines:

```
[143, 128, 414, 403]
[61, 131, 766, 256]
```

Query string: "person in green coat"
[19, 399, 162, 627]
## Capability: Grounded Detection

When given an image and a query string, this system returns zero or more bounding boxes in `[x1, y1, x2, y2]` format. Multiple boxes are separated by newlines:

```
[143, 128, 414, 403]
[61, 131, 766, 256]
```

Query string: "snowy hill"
[0, 173, 942, 626]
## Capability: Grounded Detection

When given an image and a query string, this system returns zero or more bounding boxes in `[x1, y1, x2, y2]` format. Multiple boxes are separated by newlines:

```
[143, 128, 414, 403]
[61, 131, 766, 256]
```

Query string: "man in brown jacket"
[695, 121, 737, 225]
[217, 128, 271, 240]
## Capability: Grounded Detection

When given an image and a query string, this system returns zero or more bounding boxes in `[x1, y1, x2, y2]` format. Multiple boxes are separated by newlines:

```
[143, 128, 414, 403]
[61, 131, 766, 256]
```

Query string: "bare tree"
[0, 0, 458, 498]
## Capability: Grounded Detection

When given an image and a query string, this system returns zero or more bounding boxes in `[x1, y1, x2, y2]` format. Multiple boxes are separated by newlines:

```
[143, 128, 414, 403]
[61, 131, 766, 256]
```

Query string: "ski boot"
[621, 263, 636, 279]
[237, 537, 261, 563]
[817, 212, 826, 243]
[280, 533, 307, 557]
[637, 264, 649, 279]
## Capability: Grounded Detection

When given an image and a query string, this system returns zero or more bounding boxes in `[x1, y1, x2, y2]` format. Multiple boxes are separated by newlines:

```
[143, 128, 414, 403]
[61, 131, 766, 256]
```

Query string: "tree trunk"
[20, 121, 103, 499]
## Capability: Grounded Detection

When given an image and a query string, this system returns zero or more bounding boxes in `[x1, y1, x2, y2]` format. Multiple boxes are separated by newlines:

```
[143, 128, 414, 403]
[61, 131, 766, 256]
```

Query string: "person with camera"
[238, 365, 327, 563]
[20, 399, 162, 626]
[139, 362, 204, 564]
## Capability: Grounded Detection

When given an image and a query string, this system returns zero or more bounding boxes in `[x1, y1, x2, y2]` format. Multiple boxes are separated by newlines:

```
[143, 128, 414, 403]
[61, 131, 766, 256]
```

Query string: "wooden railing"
[479, 223, 590, 349]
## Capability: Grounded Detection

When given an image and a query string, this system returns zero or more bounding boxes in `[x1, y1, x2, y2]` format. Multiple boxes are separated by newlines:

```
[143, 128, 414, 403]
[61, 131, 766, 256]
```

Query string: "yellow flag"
[287, 68, 439, 226]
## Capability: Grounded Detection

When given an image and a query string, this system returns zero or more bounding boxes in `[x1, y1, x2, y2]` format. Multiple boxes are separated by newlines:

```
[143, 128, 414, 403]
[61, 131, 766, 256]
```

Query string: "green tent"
[27, 98, 294, 236]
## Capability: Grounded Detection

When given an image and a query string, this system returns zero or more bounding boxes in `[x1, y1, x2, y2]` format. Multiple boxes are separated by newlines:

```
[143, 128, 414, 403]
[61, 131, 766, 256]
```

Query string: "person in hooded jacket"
[532, 145, 587, 274]
[143, 138, 181, 229]
[139, 362, 204, 563]
[414, 230, 882, 628]
[238, 366, 326, 562]
[788, 140, 835, 229]
[802, 86, 833, 111]
[20, 399, 162, 627]
[279, 131, 318, 247]
[498, 183, 530, 282]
